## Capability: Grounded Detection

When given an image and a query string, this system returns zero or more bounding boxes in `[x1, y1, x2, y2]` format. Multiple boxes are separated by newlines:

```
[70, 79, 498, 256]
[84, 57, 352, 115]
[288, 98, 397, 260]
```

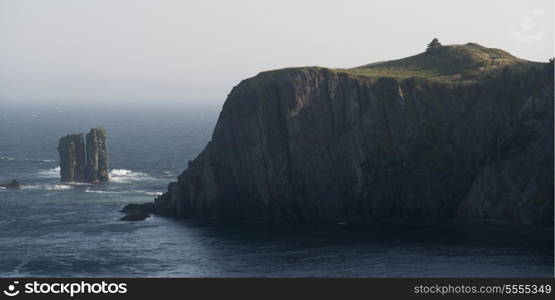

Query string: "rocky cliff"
[58, 127, 109, 183]
[85, 127, 109, 183]
[58, 133, 86, 182]
[154, 43, 554, 227]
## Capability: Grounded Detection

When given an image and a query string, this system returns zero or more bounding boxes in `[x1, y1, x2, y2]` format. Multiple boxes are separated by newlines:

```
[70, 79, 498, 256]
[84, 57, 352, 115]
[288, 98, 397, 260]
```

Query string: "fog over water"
[1, 0, 553, 107]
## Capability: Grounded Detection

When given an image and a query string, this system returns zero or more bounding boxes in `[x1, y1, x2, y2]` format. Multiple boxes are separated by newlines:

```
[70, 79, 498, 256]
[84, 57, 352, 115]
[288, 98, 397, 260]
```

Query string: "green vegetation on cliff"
[153, 41, 553, 227]
[252, 42, 544, 85]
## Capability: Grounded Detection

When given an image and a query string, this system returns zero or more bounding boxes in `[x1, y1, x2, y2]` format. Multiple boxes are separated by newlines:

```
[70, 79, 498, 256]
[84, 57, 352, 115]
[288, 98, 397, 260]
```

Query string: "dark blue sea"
[0, 104, 553, 277]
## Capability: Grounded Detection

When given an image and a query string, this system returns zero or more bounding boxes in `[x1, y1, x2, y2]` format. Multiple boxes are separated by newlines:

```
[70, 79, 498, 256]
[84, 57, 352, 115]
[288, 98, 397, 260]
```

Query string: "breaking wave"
[38, 167, 61, 178]
[108, 169, 156, 183]
[1, 157, 55, 163]
[44, 185, 73, 190]
[38, 168, 154, 182]
[36, 159, 55, 163]
[24, 158, 56, 163]
[22, 184, 73, 191]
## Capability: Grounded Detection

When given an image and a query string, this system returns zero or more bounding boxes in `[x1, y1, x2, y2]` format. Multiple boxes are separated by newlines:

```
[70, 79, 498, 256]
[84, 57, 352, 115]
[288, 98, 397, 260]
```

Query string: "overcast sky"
[0, 0, 552, 107]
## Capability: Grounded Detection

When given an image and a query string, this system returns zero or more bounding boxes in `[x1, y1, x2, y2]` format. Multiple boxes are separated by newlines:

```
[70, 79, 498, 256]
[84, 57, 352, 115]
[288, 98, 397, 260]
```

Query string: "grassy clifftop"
[341, 43, 540, 83]
[251, 43, 544, 85]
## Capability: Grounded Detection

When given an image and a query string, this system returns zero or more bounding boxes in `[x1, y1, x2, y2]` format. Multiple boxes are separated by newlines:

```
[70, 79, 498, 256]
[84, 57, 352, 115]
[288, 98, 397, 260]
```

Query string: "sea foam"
[22, 184, 73, 191]
[38, 167, 61, 178]
[108, 169, 155, 183]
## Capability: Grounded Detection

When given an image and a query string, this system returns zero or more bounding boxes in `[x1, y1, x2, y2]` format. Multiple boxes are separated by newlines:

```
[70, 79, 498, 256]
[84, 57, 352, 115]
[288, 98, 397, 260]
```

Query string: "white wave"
[63, 182, 92, 186]
[45, 184, 72, 190]
[85, 188, 162, 196]
[145, 191, 163, 196]
[22, 184, 72, 190]
[38, 168, 156, 182]
[38, 167, 60, 178]
[1, 157, 55, 162]
[108, 169, 155, 183]
[20, 185, 38, 190]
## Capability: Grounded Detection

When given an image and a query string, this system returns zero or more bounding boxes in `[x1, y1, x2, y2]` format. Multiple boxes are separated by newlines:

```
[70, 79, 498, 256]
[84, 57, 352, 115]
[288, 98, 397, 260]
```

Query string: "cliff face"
[58, 127, 109, 183]
[85, 127, 109, 183]
[155, 45, 554, 227]
[58, 133, 86, 182]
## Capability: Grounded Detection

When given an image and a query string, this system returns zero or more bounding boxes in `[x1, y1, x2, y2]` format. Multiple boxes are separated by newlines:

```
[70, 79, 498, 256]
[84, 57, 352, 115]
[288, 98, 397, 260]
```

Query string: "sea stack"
[85, 127, 109, 183]
[57, 133, 86, 182]
[58, 127, 108, 183]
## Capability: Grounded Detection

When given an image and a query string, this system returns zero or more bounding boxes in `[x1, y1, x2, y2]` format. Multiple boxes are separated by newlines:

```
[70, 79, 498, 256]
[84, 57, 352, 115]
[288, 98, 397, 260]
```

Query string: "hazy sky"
[0, 0, 553, 107]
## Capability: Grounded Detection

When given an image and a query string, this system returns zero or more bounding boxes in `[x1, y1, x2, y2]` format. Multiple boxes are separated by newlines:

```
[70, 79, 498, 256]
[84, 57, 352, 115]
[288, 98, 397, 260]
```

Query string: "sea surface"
[0, 104, 553, 277]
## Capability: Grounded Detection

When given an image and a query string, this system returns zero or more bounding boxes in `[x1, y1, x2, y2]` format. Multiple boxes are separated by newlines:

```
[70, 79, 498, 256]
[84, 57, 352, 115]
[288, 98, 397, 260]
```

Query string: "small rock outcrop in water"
[58, 127, 108, 183]
[118, 203, 155, 221]
[121, 203, 155, 215]
[85, 127, 109, 183]
[146, 43, 553, 227]
[0, 179, 21, 190]
[119, 214, 150, 222]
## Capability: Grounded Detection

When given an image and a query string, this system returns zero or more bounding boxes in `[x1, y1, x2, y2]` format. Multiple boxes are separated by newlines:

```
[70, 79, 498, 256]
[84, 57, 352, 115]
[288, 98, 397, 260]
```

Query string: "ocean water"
[0, 104, 553, 277]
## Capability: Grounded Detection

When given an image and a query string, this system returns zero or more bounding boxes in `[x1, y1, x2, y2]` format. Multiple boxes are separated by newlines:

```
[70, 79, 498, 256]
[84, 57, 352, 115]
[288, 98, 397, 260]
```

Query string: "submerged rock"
[0, 179, 21, 190]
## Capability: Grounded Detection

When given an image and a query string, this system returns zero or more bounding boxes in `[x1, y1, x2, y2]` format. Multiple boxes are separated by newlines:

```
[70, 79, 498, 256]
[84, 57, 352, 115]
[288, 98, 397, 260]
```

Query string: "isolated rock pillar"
[57, 133, 86, 182]
[85, 127, 109, 183]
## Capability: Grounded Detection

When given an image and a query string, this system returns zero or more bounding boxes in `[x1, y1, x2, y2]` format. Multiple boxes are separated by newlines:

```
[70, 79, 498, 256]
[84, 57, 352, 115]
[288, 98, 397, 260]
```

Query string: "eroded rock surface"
[152, 45, 554, 227]
[58, 133, 86, 182]
[58, 127, 108, 183]
[85, 127, 109, 183]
